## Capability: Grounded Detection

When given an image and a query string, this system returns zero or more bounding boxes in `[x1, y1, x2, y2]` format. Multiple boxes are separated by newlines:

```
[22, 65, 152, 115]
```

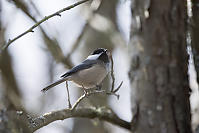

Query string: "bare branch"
[30, 107, 131, 132]
[71, 93, 87, 110]
[65, 81, 72, 108]
[110, 53, 115, 92]
[1, 0, 90, 52]
[71, 90, 106, 110]
[106, 81, 123, 99]
[109, 52, 122, 98]
[113, 81, 123, 93]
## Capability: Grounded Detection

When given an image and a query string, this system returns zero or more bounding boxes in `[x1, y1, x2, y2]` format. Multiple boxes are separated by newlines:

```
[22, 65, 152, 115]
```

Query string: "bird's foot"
[83, 89, 89, 97]
[96, 84, 102, 90]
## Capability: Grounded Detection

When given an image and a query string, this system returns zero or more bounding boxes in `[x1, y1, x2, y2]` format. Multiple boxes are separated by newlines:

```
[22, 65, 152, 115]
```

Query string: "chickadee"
[41, 48, 110, 92]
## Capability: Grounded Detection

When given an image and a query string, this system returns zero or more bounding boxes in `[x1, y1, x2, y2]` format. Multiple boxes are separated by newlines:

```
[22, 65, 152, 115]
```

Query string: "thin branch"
[113, 81, 123, 93]
[106, 81, 123, 99]
[110, 53, 115, 92]
[71, 90, 106, 110]
[66, 81, 72, 108]
[71, 93, 86, 110]
[1, 0, 90, 51]
[30, 107, 131, 132]
[71, 85, 123, 110]
[109, 52, 122, 98]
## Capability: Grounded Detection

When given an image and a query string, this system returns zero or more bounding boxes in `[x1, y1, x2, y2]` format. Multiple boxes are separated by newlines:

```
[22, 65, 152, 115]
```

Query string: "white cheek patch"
[86, 54, 101, 60]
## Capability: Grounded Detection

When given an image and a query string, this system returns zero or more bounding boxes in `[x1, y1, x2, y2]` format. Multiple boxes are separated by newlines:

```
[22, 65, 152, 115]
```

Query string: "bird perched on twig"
[41, 48, 110, 93]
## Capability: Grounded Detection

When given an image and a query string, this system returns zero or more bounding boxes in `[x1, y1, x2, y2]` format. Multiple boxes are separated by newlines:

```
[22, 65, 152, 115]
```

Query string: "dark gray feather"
[60, 59, 98, 78]
[41, 78, 66, 92]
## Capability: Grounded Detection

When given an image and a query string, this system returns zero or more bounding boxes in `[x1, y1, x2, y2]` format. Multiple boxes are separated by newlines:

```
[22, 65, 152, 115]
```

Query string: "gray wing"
[61, 59, 98, 78]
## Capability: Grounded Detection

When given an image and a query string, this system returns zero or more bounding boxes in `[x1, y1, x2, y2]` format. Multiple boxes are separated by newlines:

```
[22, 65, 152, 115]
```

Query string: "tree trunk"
[189, 0, 199, 131]
[129, 0, 192, 133]
[191, 0, 199, 84]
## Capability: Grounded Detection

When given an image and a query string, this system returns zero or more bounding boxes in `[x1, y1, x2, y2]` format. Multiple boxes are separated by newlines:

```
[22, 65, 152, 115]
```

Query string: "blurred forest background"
[0, 0, 199, 133]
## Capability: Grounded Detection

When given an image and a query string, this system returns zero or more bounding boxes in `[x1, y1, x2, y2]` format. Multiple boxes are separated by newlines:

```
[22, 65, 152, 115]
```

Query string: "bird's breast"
[69, 64, 108, 89]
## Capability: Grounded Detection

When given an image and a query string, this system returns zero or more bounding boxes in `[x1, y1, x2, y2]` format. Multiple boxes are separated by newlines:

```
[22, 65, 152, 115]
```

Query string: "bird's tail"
[41, 78, 67, 93]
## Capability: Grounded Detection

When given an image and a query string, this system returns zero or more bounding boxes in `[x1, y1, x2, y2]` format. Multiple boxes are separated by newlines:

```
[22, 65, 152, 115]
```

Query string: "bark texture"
[191, 0, 199, 84]
[190, 0, 199, 131]
[129, 0, 191, 133]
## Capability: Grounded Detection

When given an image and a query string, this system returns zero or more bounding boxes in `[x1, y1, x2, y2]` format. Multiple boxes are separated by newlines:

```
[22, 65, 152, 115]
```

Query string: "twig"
[1, 0, 90, 51]
[70, 81, 123, 110]
[110, 53, 115, 92]
[66, 81, 72, 108]
[71, 93, 86, 110]
[113, 81, 123, 93]
[109, 52, 122, 98]
[106, 81, 123, 99]
[29, 107, 131, 132]
[71, 90, 106, 110]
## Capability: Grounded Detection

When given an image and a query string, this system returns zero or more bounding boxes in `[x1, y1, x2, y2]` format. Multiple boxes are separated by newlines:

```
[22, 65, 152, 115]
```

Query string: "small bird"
[41, 48, 110, 92]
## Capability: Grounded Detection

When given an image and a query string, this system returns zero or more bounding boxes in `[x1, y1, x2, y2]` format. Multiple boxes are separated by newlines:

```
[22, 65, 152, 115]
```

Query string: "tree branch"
[110, 53, 115, 92]
[1, 0, 90, 52]
[71, 90, 107, 110]
[30, 107, 131, 132]
[65, 81, 72, 108]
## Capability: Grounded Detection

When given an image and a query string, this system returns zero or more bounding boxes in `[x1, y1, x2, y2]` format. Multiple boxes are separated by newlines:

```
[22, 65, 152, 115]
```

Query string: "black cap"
[92, 48, 107, 55]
